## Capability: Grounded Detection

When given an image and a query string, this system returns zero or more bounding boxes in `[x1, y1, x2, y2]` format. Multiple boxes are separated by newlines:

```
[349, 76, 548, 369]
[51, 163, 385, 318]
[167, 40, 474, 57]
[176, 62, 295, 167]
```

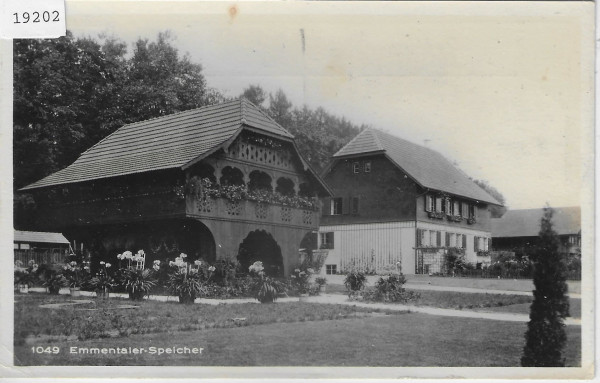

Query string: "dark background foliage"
[13, 30, 506, 229]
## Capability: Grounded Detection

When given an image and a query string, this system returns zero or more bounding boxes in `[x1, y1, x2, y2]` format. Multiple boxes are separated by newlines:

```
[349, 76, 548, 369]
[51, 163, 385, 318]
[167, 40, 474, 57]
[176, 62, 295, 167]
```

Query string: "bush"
[361, 273, 420, 303]
[344, 270, 367, 296]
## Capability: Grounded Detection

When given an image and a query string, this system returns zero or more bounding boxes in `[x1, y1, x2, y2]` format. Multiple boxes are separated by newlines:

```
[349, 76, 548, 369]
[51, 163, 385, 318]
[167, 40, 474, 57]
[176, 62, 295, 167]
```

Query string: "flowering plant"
[14, 260, 39, 287]
[191, 177, 319, 210]
[167, 253, 215, 304]
[88, 261, 116, 294]
[249, 261, 285, 303]
[63, 260, 90, 288]
[290, 267, 314, 295]
[116, 249, 156, 300]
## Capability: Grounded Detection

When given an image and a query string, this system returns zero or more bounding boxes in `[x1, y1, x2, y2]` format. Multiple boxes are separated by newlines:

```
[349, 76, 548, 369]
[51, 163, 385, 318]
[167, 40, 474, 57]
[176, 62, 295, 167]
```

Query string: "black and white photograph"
[1, 0, 594, 379]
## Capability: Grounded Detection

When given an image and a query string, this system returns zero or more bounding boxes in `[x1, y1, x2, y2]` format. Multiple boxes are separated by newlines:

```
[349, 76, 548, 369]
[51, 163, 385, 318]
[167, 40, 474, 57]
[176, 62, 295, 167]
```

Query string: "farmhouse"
[318, 128, 501, 275]
[491, 206, 581, 257]
[21, 99, 331, 276]
[14, 230, 72, 265]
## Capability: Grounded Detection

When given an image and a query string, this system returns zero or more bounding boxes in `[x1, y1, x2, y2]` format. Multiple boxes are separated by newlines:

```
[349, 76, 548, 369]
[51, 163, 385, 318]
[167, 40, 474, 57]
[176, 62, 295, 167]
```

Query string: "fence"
[447, 268, 580, 281]
[14, 249, 70, 265]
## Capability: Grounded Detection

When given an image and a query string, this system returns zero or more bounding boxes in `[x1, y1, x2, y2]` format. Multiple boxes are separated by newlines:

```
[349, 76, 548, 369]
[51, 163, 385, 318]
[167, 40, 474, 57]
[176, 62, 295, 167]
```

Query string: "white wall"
[417, 221, 492, 265]
[318, 221, 416, 275]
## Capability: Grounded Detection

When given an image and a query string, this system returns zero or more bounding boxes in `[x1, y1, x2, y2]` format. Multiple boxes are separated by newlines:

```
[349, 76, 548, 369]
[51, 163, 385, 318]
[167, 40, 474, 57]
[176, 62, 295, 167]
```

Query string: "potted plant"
[315, 276, 327, 293]
[63, 260, 90, 296]
[88, 261, 115, 299]
[167, 254, 213, 304]
[43, 272, 68, 295]
[121, 268, 157, 300]
[249, 261, 285, 304]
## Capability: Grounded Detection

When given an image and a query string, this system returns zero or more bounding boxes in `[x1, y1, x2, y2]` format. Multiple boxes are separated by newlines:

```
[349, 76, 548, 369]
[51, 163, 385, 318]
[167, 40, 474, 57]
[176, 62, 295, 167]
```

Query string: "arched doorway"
[237, 230, 283, 277]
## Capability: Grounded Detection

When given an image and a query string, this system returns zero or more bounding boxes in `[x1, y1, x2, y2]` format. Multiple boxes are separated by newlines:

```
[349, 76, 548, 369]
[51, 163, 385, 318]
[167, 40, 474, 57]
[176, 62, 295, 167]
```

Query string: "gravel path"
[27, 288, 581, 326]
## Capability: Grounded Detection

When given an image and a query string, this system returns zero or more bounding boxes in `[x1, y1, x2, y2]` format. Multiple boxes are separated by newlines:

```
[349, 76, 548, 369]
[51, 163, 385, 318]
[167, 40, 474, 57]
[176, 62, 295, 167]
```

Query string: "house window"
[331, 198, 343, 215]
[430, 230, 436, 247]
[445, 199, 452, 215]
[352, 162, 360, 174]
[435, 197, 443, 212]
[364, 161, 371, 173]
[469, 204, 477, 219]
[351, 197, 359, 214]
[326, 264, 337, 275]
[320, 232, 334, 249]
[462, 202, 469, 217]
[20, 243, 30, 250]
[449, 233, 456, 247]
[483, 238, 489, 251]
[14, 243, 19, 249]
[425, 195, 434, 212]
[454, 201, 460, 216]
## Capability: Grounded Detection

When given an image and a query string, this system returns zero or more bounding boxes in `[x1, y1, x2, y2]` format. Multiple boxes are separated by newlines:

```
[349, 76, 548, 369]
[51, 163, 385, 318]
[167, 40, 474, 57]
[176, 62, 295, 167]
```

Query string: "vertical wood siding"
[319, 222, 415, 274]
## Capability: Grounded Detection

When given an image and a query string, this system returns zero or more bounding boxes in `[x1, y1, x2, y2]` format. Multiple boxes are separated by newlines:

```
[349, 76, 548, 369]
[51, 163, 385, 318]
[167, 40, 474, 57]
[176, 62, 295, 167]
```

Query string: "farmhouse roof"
[331, 128, 501, 205]
[14, 230, 70, 244]
[491, 206, 581, 238]
[21, 99, 319, 191]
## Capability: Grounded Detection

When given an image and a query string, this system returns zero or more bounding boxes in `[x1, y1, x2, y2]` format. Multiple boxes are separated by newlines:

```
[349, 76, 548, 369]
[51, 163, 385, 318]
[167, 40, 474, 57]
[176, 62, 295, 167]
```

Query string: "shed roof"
[332, 129, 500, 205]
[491, 206, 581, 238]
[14, 230, 70, 244]
[21, 99, 297, 190]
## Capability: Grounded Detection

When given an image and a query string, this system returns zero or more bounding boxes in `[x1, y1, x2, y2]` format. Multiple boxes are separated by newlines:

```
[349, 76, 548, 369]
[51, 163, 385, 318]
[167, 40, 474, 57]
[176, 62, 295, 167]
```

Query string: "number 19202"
[13, 11, 60, 24]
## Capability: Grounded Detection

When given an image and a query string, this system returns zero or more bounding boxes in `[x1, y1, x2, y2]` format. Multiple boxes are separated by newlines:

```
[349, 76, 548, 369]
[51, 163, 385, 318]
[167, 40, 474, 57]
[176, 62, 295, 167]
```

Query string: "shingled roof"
[332, 128, 501, 205]
[491, 207, 581, 238]
[21, 99, 297, 190]
[14, 230, 70, 244]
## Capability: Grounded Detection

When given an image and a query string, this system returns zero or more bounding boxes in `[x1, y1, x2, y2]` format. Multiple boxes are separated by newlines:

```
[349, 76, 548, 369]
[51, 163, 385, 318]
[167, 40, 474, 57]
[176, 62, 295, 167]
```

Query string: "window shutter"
[425, 195, 431, 212]
[416, 229, 422, 247]
[322, 197, 331, 215]
[474, 236, 479, 251]
[445, 232, 450, 247]
[342, 196, 350, 215]
[462, 235, 467, 249]
[436, 231, 441, 247]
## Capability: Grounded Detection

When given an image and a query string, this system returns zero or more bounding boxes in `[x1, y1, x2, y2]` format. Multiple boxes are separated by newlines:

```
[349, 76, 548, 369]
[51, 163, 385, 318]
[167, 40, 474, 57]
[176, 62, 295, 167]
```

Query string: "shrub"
[87, 261, 116, 295]
[315, 277, 327, 287]
[344, 270, 367, 296]
[14, 260, 39, 288]
[361, 273, 420, 303]
[290, 266, 314, 295]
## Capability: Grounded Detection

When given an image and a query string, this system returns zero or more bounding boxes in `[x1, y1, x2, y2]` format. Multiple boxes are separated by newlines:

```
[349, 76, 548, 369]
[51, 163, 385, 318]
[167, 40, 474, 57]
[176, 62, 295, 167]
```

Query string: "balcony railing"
[187, 196, 318, 229]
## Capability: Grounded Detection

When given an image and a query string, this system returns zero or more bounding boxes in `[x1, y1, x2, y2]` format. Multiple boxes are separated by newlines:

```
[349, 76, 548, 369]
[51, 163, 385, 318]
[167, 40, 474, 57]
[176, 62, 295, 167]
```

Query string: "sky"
[65, 1, 594, 210]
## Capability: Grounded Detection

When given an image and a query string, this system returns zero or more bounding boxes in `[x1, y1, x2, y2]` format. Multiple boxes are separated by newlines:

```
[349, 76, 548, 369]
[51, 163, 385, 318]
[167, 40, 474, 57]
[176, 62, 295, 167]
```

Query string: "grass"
[15, 293, 404, 343]
[14, 312, 581, 367]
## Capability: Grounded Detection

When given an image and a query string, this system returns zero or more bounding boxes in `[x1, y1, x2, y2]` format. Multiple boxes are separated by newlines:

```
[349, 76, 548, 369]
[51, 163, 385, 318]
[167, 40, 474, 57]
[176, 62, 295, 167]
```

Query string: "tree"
[521, 205, 570, 367]
[13, 31, 217, 229]
[242, 84, 267, 107]
[473, 179, 507, 218]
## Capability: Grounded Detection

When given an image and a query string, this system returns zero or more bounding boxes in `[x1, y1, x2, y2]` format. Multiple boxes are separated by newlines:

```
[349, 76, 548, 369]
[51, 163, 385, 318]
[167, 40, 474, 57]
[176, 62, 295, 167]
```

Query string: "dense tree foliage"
[521, 206, 570, 367]
[14, 31, 214, 228]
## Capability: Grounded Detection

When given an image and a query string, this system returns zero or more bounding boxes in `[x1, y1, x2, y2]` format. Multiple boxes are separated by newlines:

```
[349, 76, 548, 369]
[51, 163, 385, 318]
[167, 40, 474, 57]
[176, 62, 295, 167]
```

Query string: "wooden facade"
[23, 100, 330, 276]
[318, 129, 500, 276]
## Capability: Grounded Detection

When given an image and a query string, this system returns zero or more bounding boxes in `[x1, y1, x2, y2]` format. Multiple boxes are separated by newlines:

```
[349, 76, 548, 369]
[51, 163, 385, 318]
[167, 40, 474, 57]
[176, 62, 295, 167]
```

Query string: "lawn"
[14, 312, 581, 367]
[15, 293, 404, 343]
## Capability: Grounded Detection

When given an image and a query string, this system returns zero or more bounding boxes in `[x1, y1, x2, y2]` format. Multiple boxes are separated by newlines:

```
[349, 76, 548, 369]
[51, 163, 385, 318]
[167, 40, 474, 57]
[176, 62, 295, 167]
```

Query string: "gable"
[333, 129, 500, 205]
[21, 99, 294, 191]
